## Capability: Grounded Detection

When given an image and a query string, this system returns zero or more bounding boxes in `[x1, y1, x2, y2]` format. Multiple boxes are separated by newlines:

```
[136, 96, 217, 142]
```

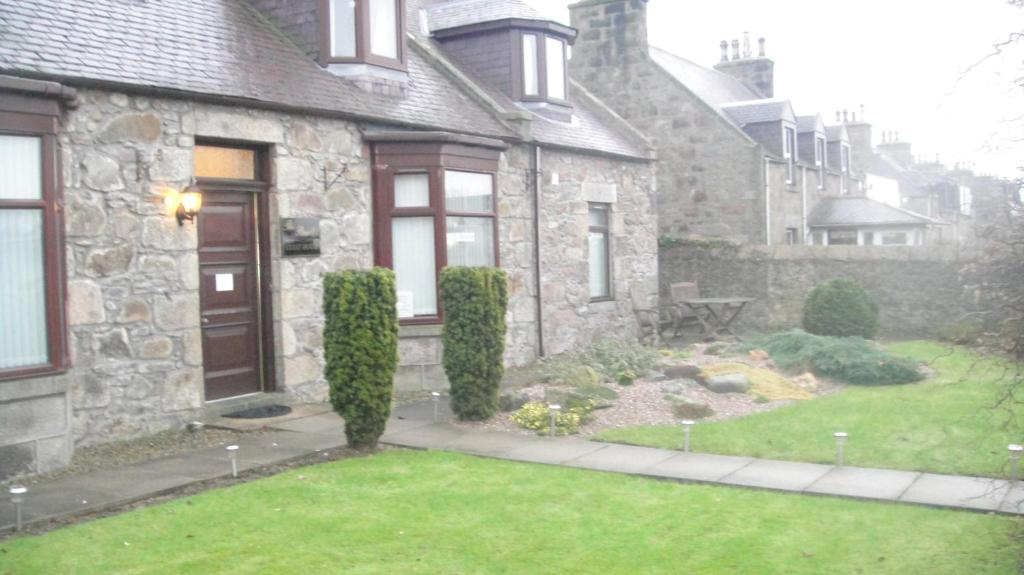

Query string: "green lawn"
[0, 451, 1019, 574]
[596, 342, 1024, 477]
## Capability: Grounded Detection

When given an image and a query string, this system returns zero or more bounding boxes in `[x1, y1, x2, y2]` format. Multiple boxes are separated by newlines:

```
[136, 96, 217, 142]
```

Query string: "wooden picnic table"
[677, 297, 756, 340]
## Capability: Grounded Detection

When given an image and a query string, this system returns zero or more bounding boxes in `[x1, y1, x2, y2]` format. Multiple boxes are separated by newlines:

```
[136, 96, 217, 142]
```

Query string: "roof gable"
[796, 114, 825, 134]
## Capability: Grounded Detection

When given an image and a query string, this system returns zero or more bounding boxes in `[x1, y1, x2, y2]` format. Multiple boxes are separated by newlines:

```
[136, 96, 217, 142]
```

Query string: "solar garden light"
[681, 420, 695, 453]
[548, 404, 561, 437]
[226, 445, 239, 478]
[1009, 444, 1023, 482]
[834, 432, 849, 467]
[9, 485, 26, 532]
[431, 392, 441, 423]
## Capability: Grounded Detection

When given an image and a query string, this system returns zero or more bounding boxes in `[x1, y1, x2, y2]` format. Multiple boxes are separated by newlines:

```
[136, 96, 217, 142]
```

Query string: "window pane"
[446, 216, 494, 267]
[589, 229, 610, 299]
[0, 135, 42, 200]
[369, 0, 398, 59]
[522, 35, 539, 96]
[546, 37, 566, 100]
[445, 170, 493, 212]
[882, 232, 908, 245]
[0, 210, 48, 369]
[827, 230, 858, 245]
[394, 173, 429, 208]
[392, 217, 437, 317]
[330, 0, 357, 58]
[194, 145, 256, 180]
[588, 204, 608, 228]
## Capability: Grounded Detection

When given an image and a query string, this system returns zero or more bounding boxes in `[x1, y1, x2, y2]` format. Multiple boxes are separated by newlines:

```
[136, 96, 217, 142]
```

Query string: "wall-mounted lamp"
[166, 180, 203, 226]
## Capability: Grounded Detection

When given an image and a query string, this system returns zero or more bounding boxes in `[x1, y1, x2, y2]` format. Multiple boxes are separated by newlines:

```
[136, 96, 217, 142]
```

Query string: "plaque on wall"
[281, 218, 321, 257]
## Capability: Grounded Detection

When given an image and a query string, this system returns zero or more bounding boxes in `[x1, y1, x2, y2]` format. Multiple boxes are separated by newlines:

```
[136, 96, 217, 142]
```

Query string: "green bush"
[803, 279, 880, 339]
[511, 400, 597, 435]
[440, 267, 509, 421]
[745, 330, 924, 386]
[323, 269, 399, 449]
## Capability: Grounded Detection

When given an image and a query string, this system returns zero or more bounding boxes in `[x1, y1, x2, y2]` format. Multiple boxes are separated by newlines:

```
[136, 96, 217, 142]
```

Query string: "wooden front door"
[198, 190, 265, 400]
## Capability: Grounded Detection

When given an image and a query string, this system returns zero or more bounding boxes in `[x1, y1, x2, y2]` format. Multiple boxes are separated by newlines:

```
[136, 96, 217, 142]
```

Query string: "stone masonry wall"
[660, 244, 972, 338]
[569, 0, 767, 244]
[60, 88, 371, 447]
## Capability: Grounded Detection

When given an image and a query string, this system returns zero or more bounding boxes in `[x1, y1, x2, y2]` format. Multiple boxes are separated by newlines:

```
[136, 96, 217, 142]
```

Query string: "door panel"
[198, 190, 263, 401]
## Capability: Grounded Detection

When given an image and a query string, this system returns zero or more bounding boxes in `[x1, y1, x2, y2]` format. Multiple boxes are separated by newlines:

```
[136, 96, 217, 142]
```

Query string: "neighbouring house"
[806, 196, 941, 246]
[567, 0, 863, 246]
[0, 0, 659, 479]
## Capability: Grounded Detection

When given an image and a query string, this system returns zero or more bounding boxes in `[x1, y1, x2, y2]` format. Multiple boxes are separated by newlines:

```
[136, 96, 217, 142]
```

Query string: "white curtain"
[445, 170, 492, 212]
[0, 210, 48, 369]
[546, 37, 566, 100]
[0, 135, 41, 200]
[330, 0, 357, 58]
[447, 216, 494, 267]
[392, 217, 437, 317]
[588, 231, 609, 299]
[522, 35, 539, 96]
[394, 173, 429, 208]
[369, 0, 397, 59]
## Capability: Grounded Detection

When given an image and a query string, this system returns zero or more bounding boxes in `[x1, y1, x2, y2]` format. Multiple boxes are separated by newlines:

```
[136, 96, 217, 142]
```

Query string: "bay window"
[322, 0, 405, 69]
[373, 142, 500, 323]
[518, 32, 569, 103]
[0, 112, 66, 380]
[588, 203, 611, 301]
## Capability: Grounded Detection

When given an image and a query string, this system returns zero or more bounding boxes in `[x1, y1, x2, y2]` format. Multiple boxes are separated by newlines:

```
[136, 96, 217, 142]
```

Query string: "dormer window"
[322, 0, 405, 69]
[517, 32, 568, 103]
[783, 126, 796, 184]
[815, 136, 826, 189]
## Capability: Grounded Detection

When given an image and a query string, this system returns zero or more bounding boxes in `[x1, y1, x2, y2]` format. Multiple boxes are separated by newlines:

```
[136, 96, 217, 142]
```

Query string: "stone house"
[0, 0, 658, 479]
[568, 0, 865, 246]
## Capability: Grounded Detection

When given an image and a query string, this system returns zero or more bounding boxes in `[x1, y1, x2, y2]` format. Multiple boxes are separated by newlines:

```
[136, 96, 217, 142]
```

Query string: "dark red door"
[198, 190, 264, 400]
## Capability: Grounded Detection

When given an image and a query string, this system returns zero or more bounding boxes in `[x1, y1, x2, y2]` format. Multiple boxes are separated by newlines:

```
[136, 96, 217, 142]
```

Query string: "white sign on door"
[215, 273, 235, 293]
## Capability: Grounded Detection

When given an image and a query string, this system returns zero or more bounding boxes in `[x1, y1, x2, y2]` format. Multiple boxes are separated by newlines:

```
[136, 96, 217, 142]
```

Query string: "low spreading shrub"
[323, 269, 399, 449]
[803, 279, 880, 339]
[540, 341, 660, 386]
[440, 267, 509, 421]
[511, 400, 597, 435]
[746, 330, 924, 386]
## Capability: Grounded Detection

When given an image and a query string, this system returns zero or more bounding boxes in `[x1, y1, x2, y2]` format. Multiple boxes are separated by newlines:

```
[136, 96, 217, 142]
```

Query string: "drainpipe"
[532, 145, 546, 359]
[764, 156, 772, 245]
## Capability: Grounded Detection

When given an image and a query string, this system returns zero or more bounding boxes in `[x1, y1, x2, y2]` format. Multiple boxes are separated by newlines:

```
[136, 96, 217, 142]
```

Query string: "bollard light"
[548, 404, 561, 437]
[681, 420, 695, 453]
[834, 432, 849, 467]
[9, 485, 26, 532]
[226, 445, 239, 478]
[431, 392, 441, 423]
[1009, 444, 1023, 482]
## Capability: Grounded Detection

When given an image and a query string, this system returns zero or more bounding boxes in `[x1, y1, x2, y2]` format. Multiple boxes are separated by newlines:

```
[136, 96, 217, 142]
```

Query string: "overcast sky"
[524, 0, 1024, 178]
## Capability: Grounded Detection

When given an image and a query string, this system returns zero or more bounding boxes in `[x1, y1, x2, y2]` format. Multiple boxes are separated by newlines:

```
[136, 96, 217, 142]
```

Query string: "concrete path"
[3, 400, 1021, 534]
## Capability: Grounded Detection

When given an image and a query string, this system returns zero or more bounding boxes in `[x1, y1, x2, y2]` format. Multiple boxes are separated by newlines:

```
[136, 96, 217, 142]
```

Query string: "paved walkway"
[2, 400, 1021, 533]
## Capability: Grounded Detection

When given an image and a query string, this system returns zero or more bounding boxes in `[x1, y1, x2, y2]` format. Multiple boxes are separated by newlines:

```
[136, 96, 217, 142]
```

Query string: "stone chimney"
[713, 33, 774, 98]
[842, 104, 872, 178]
[569, 0, 650, 71]
[877, 131, 914, 168]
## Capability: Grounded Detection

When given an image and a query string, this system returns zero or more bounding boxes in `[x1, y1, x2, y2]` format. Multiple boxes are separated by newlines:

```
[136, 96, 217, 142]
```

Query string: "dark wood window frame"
[318, 0, 407, 71]
[373, 142, 501, 325]
[512, 30, 570, 105]
[193, 140, 278, 394]
[588, 202, 613, 303]
[0, 105, 67, 382]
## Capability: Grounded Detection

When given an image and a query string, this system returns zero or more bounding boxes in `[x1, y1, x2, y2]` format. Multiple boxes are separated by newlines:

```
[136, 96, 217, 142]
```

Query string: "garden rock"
[671, 400, 715, 420]
[660, 380, 696, 395]
[792, 373, 819, 391]
[705, 373, 751, 394]
[499, 392, 531, 413]
[663, 364, 704, 383]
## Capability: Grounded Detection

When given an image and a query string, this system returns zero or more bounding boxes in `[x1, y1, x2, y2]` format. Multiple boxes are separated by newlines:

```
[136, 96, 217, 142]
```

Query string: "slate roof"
[424, 0, 546, 32]
[0, 0, 510, 138]
[825, 125, 848, 142]
[721, 99, 796, 126]
[808, 196, 938, 228]
[649, 47, 757, 107]
[868, 153, 904, 180]
[796, 115, 825, 134]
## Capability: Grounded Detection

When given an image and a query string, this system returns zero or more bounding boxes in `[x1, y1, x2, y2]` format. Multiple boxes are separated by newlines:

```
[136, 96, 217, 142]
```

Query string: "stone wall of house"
[660, 244, 973, 338]
[568, 0, 767, 244]
[59, 88, 372, 448]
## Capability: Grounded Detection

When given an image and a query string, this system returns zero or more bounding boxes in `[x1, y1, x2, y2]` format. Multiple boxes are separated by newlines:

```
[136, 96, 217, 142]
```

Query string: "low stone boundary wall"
[659, 245, 974, 339]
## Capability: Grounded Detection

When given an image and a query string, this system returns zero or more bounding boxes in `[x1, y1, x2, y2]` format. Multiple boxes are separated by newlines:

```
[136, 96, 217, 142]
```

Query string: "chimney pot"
[843, 109, 849, 123]
[859, 104, 865, 122]
[852, 112, 857, 122]
[758, 37, 766, 57]
[720, 40, 729, 62]
[835, 111, 841, 122]
[731, 39, 740, 60]
[743, 32, 751, 58]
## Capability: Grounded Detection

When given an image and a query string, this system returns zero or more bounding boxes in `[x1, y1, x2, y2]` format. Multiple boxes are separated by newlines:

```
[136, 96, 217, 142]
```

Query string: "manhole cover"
[223, 404, 293, 420]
